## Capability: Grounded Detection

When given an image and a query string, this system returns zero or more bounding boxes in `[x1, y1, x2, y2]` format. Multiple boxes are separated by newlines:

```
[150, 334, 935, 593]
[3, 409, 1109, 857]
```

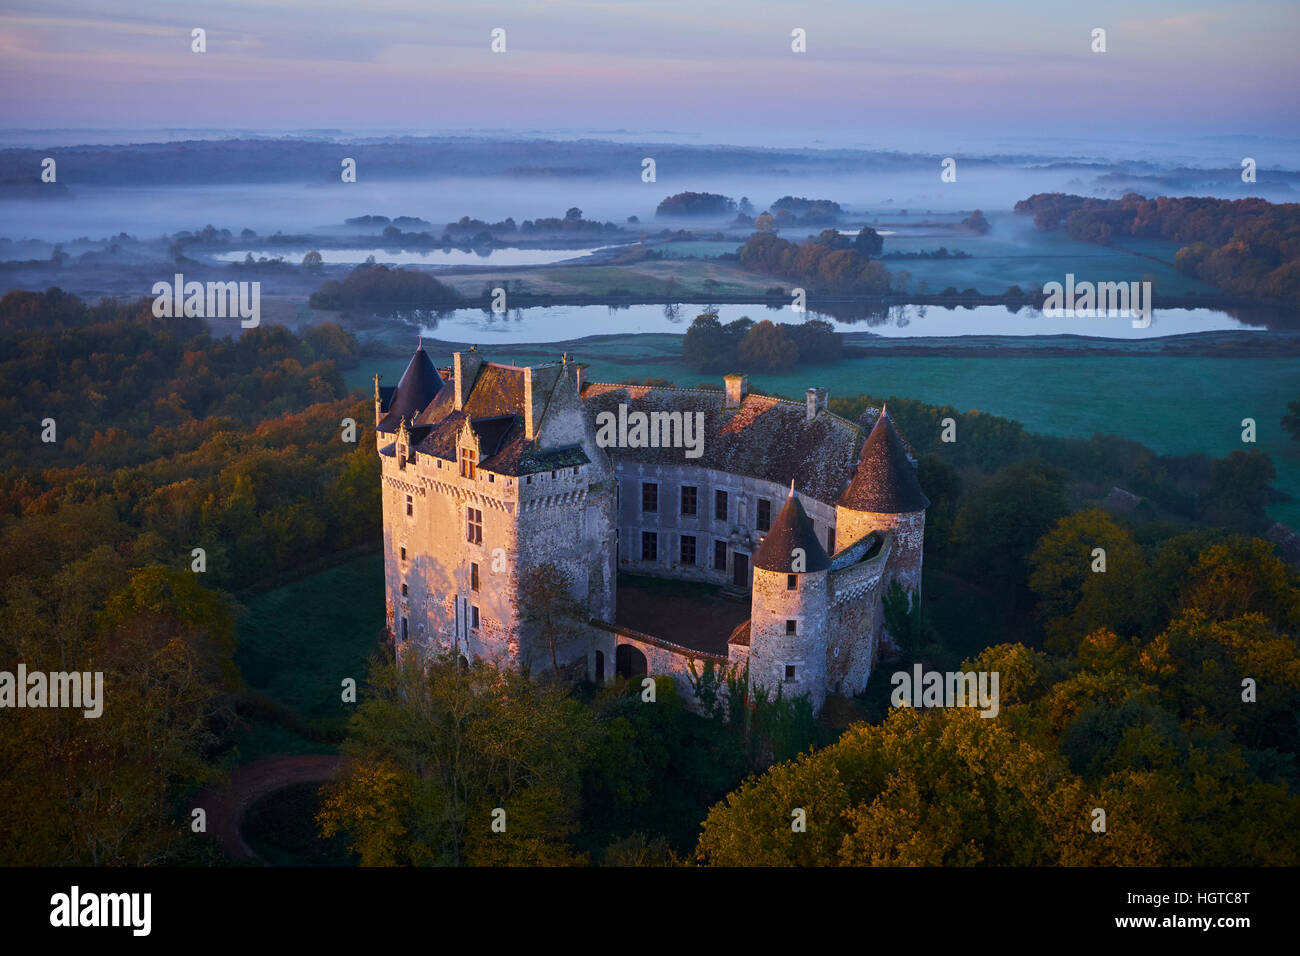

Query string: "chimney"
[806, 387, 828, 421]
[724, 373, 748, 409]
[453, 348, 483, 411]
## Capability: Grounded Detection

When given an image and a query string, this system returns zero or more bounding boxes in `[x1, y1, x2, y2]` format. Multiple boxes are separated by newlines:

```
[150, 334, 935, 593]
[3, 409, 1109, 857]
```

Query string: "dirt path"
[198, 754, 348, 861]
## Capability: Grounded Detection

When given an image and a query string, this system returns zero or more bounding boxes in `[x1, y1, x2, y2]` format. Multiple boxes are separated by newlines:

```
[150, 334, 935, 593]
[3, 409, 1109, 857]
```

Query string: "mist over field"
[2, 132, 1297, 243]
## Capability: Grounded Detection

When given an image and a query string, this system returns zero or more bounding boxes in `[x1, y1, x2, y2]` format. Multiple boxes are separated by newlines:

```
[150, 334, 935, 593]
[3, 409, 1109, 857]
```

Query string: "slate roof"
[753, 488, 832, 573]
[836, 407, 930, 513]
[377, 345, 442, 434]
[580, 383, 862, 503]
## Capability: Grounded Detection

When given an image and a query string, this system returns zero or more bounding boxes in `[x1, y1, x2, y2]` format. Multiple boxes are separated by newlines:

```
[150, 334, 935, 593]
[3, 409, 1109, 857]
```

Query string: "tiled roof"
[753, 489, 831, 573]
[377, 345, 442, 434]
[836, 407, 930, 513]
[581, 383, 862, 503]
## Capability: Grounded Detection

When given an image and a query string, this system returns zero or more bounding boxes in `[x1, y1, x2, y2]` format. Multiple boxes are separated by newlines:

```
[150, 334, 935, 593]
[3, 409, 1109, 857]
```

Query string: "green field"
[878, 228, 1216, 296]
[350, 342, 1298, 528]
[233, 552, 386, 760]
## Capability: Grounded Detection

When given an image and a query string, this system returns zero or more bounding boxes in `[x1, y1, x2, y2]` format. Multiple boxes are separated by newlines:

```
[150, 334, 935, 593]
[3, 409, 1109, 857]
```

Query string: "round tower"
[748, 486, 832, 711]
[835, 405, 929, 596]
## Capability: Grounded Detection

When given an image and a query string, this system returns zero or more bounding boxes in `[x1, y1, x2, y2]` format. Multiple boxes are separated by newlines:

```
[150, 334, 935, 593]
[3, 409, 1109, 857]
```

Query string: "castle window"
[573, 466, 580, 475]
[680, 534, 696, 565]
[466, 507, 483, 545]
[641, 531, 658, 562]
[787, 574, 797, 590]
[401, 582, 408, 596]
[713, 540, 727, 570]
[470, 605, 480, 630]
[489, 474, 495, 483]
[714, 489, 728, 521]
[405, 494, 413, 517]
[551, 470, 557, 479]
[402, 617, 408, 641]
[680, 485, 697, 517]
[641, 482, 658, 513]
[785, 664, 796, 681]
[400, 546, 407, 562]
[826, 527, 835, 555]
[526, 475, 531, 484]
[460, 447, 477, 479]
[785, 619, 797, 635]
[471, 562, 480, 592]
[757, 498, 772, 532]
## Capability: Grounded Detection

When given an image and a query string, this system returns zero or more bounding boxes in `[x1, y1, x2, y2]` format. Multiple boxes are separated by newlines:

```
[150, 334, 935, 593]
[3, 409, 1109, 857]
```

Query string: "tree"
[565, 207, 583, 221]
[854, 226, 883, 257]
[301, 250, 324, 274]
[1284, 398, 1300, 444]
[319, 651, 596, 866]
[738, 320, 798, 372]
[963, 209, 990, 234]
[516, 562, 583, 675]
[1028, 508, 1146, 654]
[1201, 449, 1275, 531]
[754, 212, 775, 232]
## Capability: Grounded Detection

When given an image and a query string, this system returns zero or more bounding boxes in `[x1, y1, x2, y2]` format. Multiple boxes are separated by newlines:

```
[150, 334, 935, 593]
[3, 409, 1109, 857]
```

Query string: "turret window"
[787, 574, 797, 590]
[785, 619, 797, 635]
[785, 664, 796, 681]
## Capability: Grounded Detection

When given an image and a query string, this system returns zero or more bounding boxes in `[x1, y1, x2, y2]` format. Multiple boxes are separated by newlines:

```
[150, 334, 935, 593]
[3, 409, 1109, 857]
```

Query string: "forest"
[1014, 193, 1300, 304]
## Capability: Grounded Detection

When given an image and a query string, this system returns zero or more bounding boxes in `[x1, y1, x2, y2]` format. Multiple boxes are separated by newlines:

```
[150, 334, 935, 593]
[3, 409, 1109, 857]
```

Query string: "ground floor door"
[733, 552, 749, 589]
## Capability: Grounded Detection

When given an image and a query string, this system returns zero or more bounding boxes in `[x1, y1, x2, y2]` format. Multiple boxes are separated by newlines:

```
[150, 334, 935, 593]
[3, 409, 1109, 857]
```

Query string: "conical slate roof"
[837, 407, 930, 513]
[378, 343, 442, 433]
[753, 487, 831, 573]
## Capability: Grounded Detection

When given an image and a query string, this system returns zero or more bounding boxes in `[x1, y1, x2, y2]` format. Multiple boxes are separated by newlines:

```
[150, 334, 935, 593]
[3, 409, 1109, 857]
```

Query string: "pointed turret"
[837, 406, 929, 514]
[378, 342, 442, 433]
[754, 485, 831, 573]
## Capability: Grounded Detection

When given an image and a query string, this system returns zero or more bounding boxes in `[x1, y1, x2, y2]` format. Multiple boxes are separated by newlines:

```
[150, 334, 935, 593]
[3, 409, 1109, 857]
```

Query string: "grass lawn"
[232, 552, 386, 762]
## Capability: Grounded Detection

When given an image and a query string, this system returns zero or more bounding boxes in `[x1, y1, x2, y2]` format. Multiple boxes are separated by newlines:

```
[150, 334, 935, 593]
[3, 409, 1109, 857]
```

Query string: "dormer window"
[460, 447, 477, 479]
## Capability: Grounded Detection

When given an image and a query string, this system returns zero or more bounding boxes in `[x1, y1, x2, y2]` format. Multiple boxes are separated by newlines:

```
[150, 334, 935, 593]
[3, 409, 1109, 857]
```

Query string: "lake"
[405, 302, 1259, 344]
[213, 246, 615, 266]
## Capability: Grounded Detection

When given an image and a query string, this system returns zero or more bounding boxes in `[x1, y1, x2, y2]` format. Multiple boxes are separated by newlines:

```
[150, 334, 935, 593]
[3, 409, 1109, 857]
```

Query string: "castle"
[374, 344, 928, 713]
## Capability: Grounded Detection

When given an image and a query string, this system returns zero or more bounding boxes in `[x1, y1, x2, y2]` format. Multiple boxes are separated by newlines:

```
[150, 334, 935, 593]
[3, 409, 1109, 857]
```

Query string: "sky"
[1, 0, 1297, 147]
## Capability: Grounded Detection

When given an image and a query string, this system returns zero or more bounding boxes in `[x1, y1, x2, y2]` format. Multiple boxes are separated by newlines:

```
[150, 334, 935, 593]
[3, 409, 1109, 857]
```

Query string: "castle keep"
[375, 344, 928, 713]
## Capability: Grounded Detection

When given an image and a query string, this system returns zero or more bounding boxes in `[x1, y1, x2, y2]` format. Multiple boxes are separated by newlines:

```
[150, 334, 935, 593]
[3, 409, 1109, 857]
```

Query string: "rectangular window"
[681, 485, 697, 517]
[400, 546, 407, 562]
[642, 482, 658, 513]
[641, 531, 658, 561]
[405, 494, 413, 517]
[680, 534, 696, 565]
[460, 447, 477, 479]
[714, 540, 727, 571]
[757, 498, 772, 532]
[471, 562, 480, 591]
[785, 619, 797, 635]
[787, 574, 797, 590]
[785, 664, 796, 681]
[401, 582, 408, 596]
[466, 507, 482, 545]
[715, 489, 728, 521]
[826, 526, 835, 555]
[401, 617, 408, 641]
[471, 605, 480, 630]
